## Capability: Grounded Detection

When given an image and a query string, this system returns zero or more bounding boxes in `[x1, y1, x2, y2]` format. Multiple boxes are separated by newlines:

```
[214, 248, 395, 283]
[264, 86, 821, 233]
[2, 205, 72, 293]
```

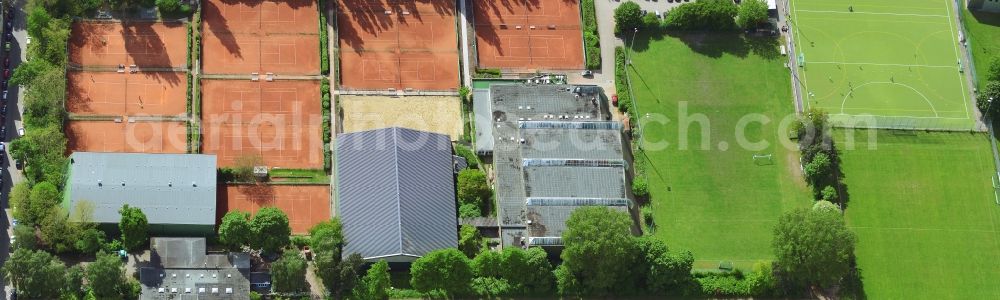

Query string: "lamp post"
[628, 27, 638, 65]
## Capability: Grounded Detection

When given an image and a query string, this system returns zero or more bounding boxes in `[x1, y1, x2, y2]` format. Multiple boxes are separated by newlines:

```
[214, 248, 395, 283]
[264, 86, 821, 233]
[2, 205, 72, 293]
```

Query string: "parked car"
[612, 94, 619, 106]
[3, 68, 9, 79]
[2, 105, 7, 114]
[2, 90, 7, 101]
[1, 127, 7, 140]
[3, 57, 9, 67]
[2, 80, 7, 90]
[17, 127, 24, 136]
[581, 70, 593, 77]
[25, 36, 31, 45]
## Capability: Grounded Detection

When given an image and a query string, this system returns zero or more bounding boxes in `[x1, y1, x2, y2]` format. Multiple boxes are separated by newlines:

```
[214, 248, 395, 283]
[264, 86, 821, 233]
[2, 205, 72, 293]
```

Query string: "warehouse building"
[336, 127, 458, 262]
[474, 84, 632, 247]
[63, 152, 217, 236]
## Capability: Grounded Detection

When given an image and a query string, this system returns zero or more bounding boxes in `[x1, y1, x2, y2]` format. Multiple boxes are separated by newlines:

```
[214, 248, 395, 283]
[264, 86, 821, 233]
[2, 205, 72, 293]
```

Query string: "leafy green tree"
[1, 248, 67, 299]
[75, 228, 106, 254]
[634, 236, 693, 294]
[664, 0, 738, 30]
[977, 81, 1000, 119]
[353, 260, 391, 300]
[557, 207, 635, 296]
[10, 59, 55, 86]
[989, 56, 1000, 82]
[614, 1, 644, 35]
[642, 12, 660, 28]
[803, 151, 833, 187]
[41, 207, 79, 253]
[12, 223, 38, 250]
[218, 211, 252, 249]
[272, 251, 308, 294]
[745, 261, 777, 296]
[410, 248, 473, 296]
[18, 181, 60, 225]
[736, 0, 769, 29]
[458, 225, 482, 258]
[327, 253, 364, 299]
[155, 0, 182, 13]
[471, 249, 503, 278]
[501, 247, 554, 294]
[471, 277, 513, 297]
[10, 125, 69, 185]
[458, 203, 481, 218]
[64, 265, 86, 298]
[250, 207, 291, 253]
[118, 204, 149, 252]
[23, 68, 67, 129]
[773, 208, 856, 288]
[86, 251, 126, 299]
[26, 6, 52, 39]
[309, 219, 343, 256]
[457, 169, 491, 214]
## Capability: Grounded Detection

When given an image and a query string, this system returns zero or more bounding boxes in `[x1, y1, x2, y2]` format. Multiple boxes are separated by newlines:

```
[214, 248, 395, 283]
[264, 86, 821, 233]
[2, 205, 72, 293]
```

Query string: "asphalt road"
[1, 1, 27, 297]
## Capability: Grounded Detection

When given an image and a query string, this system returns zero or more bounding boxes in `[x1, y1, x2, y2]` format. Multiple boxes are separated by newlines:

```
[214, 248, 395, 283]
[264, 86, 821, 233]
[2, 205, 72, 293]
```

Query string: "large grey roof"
[484, 84, 630, 247]
[141, 238, 250, 300]
[473, 88, 494, 153]
[66, 152, 217, 225]
[337, 127, 458, 261]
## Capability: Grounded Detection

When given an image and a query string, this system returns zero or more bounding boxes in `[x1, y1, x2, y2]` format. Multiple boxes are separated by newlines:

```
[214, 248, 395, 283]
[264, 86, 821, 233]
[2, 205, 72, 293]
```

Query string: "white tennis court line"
[794, 9, 948, 18]
[808, 61, 957, 69]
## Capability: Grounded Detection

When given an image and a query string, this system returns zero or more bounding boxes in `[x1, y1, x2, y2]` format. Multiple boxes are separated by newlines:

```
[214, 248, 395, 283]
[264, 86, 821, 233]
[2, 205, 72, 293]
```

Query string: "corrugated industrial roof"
[66, 152, 217, 226]
[337, 127, 457, 261]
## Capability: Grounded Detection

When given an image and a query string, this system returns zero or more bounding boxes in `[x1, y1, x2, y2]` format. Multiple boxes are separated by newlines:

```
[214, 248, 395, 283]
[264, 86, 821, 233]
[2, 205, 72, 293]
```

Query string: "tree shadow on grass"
[631, 29, 782, 60]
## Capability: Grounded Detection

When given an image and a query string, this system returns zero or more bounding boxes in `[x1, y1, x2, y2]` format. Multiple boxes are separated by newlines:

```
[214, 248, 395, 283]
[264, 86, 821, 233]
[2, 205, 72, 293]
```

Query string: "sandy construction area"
[340, 95, 462, 141]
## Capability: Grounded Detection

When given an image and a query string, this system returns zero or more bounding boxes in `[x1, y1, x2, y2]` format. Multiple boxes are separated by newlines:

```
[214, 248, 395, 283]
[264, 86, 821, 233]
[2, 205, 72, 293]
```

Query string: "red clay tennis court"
[66, 120, 187, 153]
[201, 33, 320, 75]
[218, 184, 331, 234]
[337, 0, 459, 90]
[473, 0, 584, 69]
[203, 0, 318, 35]
[66, 71, 187, 116]
[201, 79, 323, 168]
[69, 21, 188, 68]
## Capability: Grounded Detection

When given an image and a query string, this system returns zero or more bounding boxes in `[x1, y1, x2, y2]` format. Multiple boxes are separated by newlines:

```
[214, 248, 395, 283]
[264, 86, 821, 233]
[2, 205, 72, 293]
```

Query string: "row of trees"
[614, 0, 770, 33]
[218, 207, 292, 252]
[794, 108, 844, 202]
[2, 249, 139, 299]
[976, 57, 1000, 119]
[456, 168, 492, 218]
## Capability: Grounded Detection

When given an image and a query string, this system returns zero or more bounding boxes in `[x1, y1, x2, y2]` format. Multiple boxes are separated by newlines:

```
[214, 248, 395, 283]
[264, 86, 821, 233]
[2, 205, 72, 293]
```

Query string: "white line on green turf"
[849, 226, 1000, 233]
[809, 61, 957, 69]
[794, 9, 948, 18]
[840, 81, 939, 117]
[942, 0, 971, 120]
[828, 113, 970, 120]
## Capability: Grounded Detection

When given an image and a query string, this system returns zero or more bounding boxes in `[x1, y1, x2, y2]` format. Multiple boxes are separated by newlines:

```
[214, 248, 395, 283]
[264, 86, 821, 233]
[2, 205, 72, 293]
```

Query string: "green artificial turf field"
[790, 0, 974, 130]
[628, 32, 812, 269]
[837, 130, 1000, 298]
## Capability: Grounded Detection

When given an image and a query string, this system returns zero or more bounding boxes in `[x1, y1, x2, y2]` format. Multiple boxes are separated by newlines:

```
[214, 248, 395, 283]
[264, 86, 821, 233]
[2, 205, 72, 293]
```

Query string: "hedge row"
[319, 0, 330, 75]
[582, 0, 601, 69]
[474, 68, 501, 78]
[614, 46, 632, 113]
[321, 78, 332, 172]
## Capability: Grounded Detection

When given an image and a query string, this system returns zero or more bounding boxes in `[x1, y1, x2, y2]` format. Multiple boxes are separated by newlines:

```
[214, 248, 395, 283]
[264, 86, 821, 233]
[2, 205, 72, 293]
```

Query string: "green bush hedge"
[319, 0, 330, 75]
[474, 68, 501, 78]
[582, 0, 601, 69]
[321, 78, 332, 172]
[614, 47, 632, 113]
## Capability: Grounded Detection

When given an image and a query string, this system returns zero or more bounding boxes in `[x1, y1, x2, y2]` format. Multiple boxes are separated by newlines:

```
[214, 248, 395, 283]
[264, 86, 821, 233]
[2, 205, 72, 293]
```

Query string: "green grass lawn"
[791, 0, 973, 130]
[961, 7, 1000, 87]
[269, 168, 329, 184]
[836, 130, 1000, 298]
[629, 32, 812, 269]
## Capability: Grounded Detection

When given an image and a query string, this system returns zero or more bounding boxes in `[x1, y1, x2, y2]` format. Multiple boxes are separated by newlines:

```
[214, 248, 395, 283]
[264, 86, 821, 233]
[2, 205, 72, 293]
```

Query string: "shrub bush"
[614, 47, 633, 113]
[632, 179, 649, 199]
[454, 144, 479, 169]
[319, 0, 330, 75]
[664, 0, 738, 31]
[474, 68, 501, 78]
[582, 0, 601, 69]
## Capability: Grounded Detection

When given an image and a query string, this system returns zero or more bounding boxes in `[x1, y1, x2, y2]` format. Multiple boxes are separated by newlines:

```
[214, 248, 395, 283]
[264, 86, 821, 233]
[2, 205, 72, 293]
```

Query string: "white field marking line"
[849, 226, 1000, 234]
[791, 0, 810, 109]
[794, 9, 948, 18]
[840, 81, 939, 117]
[943, 0, 970, 119]
[808, 61, 957, 69]
[830, 107, 965, 113]
[828, 113, 971, 120]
